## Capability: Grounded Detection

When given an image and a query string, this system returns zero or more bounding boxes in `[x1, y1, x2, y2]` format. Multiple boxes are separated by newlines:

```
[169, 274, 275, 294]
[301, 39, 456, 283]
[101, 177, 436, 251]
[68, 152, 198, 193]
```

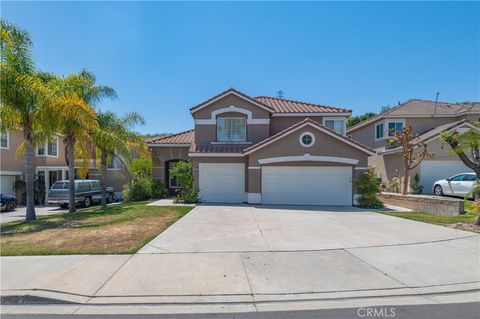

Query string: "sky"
[2, 1, 479, 135]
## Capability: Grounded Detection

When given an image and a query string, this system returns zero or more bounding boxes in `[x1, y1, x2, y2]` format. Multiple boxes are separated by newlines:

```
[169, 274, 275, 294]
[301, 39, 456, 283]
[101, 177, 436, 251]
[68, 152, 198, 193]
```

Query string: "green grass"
[1, 201, 193, 256]
[377, 200, 479, 226]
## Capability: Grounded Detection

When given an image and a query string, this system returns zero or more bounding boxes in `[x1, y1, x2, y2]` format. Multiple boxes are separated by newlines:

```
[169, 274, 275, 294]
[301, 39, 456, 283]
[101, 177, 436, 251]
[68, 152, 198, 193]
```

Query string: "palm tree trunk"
[24, 136, 36, 221]
[100, 149, 107, 209]
[67, 140, 76, 213]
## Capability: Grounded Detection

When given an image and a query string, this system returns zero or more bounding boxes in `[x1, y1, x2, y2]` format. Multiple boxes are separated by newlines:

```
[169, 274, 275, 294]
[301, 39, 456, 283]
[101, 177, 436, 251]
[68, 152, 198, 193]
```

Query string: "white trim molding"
[272, 112, 351, 117]
[148, 144, 191, 147]
[0, 170, 22, 176]
[188, 152, 244, 157]
[258, 154, 359, 165]
[194, 105, 270, 125]
[248, 166, 261, 170]
[190, 90, 274, 114]
[247, 193, 262, 204]
[354, 167, 369, 170]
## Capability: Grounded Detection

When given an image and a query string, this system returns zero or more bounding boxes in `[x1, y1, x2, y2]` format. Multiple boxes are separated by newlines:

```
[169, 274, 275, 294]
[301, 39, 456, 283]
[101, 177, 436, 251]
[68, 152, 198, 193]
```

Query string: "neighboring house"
[347, 99, 480, 193]
[148, 88, 375, 205]
[0, 130, 127, 203]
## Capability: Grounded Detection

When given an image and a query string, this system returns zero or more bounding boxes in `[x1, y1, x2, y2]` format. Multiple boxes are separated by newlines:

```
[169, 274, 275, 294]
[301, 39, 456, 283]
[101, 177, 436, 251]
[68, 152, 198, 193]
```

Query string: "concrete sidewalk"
[2, 236, 479, 314]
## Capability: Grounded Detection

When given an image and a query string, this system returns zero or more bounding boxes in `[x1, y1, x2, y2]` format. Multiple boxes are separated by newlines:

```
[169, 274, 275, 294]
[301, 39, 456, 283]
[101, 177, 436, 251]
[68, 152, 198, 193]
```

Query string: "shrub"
[409, 172, 423, 194]
[151, 179, 165, 199]
[385, 178, 400, 193]
[356, 169, 384, 208]
[129, 157, 152, 179]
[170, 161, 198, 203]
[123, 178, 165, 202]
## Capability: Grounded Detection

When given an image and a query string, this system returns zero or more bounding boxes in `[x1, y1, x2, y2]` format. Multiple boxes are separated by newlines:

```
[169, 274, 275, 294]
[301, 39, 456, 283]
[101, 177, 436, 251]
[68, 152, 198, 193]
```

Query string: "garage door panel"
[0, 176, 16, 196]
[420, 161, 473, 194]
[199, 163, 245, 203]
[262, 166, 352, 206]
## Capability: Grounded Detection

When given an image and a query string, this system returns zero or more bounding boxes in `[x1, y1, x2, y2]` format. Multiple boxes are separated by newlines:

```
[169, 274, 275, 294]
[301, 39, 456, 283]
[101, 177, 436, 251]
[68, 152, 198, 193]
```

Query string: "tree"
[47, 70, 116, 212]
[347, 112, 376, 128]
[0, 20, 55, 220]
[385, 126, 435, 195]
[441, 124, 480, 225]
[93, 110, 146, 209]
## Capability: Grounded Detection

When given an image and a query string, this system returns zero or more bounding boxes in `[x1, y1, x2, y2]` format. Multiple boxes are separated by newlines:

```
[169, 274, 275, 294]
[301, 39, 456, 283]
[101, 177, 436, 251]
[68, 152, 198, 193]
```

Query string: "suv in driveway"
[48, 180, 115, 208]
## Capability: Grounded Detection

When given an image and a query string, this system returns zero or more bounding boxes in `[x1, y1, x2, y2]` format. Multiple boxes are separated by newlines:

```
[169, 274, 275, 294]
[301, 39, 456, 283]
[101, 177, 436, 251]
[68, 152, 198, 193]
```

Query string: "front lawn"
[0, 202, 193, 256]
[378, 200, 480, 233]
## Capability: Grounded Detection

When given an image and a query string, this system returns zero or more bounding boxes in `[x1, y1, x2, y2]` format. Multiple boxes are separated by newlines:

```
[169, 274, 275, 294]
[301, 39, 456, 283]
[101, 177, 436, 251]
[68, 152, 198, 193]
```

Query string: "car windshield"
[51, 182, 68, 190]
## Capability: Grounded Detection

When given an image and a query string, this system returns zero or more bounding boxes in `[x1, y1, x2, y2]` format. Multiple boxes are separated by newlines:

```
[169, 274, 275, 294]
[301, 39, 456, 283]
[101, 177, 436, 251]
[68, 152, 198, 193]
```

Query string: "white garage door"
[262, 166, 352, 206]
[420, 160, 473, 194]
[0, 176, 16, 196]
[199, 163, 246, 203]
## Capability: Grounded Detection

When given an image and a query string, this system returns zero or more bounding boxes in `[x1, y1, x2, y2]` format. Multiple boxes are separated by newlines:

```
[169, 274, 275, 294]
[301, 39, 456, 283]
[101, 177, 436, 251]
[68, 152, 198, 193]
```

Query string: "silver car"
[433, 173, 477, 198]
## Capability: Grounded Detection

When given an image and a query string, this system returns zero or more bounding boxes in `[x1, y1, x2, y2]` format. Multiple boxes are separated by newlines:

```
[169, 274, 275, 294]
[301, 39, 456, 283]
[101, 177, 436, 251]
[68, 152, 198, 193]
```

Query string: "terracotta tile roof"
[190, 88, 275, 113]
[347, 99, 480, 133]
[379, 119, 477, 155]
[255, 96, 351, 114]
[189, 143, 248, 154]
[243, 118, 375, 155]
[148, 129, 194, 145]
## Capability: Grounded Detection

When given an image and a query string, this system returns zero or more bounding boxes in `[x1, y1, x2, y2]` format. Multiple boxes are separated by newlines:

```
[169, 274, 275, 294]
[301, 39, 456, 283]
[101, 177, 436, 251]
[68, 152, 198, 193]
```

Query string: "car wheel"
[59, 203, 68, 209]
[434, 185, 444, 196]
[84, 197, 92, 208]
[6, 200, 16, 211]
[107, 193, 114, 204]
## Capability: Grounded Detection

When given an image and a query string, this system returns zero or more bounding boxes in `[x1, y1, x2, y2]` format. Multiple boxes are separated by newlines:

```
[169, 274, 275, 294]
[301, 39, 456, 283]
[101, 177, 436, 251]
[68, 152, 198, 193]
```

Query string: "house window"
[324, 119, 345, 135]
[107, 156, 122, 170]
[168, 161, 180, 188]
[37, 137, 58, 156]
[299, 132, 315, 147]
[47, 138, 58, 156]
[1, 132, 9, 149]
[375, 123, 384, 140]
[387, 122, 404, 136]
[217, 117, 246, 142]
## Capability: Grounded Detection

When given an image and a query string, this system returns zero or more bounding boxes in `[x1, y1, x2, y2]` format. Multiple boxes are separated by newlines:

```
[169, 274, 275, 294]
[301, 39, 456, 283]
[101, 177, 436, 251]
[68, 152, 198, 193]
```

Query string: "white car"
[433, 173, 477, 198]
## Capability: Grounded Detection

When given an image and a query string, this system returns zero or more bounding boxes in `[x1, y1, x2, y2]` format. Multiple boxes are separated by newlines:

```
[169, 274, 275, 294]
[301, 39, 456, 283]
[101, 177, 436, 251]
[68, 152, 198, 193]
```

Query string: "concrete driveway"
[0, 205, 67, 224]
[139, 204, 476, 253]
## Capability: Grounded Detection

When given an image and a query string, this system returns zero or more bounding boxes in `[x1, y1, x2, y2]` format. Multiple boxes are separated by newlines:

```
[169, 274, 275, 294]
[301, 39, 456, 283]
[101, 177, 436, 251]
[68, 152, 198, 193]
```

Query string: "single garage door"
[420, 160, 473, 194]
[0, 175, 16, 196]
[262, 166, 352, 206]
[199, 163, 246, 203]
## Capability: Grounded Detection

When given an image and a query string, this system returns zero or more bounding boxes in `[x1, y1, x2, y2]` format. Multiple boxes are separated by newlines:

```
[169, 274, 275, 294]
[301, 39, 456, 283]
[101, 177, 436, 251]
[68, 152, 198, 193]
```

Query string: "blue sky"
[2, 1, 479, 134]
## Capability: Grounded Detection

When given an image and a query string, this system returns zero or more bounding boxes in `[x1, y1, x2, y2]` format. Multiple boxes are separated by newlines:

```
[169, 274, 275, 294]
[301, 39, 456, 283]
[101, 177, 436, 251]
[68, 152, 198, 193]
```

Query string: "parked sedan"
[1, 194, 18, 212]
[433, 173, 477, 198]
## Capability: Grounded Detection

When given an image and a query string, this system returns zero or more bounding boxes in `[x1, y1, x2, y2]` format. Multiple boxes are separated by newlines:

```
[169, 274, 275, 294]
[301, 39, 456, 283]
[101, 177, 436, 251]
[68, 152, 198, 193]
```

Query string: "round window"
[299, 132, 315, 147]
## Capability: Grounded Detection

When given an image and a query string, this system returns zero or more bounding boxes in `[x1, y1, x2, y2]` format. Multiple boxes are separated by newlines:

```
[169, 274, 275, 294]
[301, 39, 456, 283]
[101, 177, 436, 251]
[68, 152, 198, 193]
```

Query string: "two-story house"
[148, 88, 375, 205]
[347, 99, 480, 193]
[0, 130, 128, 203]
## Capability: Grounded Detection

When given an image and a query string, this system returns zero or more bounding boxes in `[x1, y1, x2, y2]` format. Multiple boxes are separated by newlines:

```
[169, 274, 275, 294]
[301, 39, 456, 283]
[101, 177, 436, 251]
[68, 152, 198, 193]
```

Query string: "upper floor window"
[1, 132, 9, 149]
[217, 117, 246, 142]
[324, 119, 345, 135]
[375, 123, 384, 140]
[387, 121, 404, 136]
[37, 137, 58, 157]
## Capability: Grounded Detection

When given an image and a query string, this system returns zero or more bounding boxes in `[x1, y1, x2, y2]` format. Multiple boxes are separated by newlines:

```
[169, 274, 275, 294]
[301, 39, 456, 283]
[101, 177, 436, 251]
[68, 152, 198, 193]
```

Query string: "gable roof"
[347, 99, 480, 133]
[379, 119, 478, 155]
[243, 118, 375, 156]
[148, 129, 194, 146]
[189, 88, 275, 114]
[255, 96, 351, 114]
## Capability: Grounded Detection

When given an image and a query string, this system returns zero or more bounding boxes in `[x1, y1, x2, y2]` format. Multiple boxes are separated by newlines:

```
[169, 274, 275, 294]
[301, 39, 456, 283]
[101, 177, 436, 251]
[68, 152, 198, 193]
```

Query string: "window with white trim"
[37, 137, 58, 157]
[1, 132, 9, 149]
[387, 121, 404, 136]
[375, 123, 384, 140]
[216, 117, 246, 142]
[324, 119, 345, 135]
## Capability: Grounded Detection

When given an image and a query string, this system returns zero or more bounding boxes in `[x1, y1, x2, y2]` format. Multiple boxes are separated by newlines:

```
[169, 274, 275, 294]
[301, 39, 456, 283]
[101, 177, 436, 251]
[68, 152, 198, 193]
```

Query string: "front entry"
[199, 163, 246, 203]
[261, 166, 352, 206]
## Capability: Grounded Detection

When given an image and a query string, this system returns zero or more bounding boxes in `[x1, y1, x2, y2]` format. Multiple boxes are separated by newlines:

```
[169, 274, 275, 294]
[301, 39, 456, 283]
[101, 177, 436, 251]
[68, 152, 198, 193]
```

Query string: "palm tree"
[0, 20, 55, 221]
[48, 70, 116, 212]
[93, 111, 146, 209]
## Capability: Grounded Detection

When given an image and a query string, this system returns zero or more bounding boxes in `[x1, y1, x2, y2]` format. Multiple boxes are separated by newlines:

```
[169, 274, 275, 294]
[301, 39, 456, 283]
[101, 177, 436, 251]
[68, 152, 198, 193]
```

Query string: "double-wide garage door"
[262, 166, 353, 206]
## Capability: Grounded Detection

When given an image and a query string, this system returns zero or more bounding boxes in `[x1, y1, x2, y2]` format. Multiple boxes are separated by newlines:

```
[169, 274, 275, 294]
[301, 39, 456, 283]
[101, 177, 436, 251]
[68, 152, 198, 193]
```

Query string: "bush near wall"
[356, 169, 384, 208]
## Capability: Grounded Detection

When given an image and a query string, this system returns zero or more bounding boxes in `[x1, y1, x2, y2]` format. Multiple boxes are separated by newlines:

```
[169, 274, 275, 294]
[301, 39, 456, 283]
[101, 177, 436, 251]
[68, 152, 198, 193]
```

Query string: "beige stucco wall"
[193, 95, 271, 119]
[270, 116, 324, 135]
[150, 146, 191, 184]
